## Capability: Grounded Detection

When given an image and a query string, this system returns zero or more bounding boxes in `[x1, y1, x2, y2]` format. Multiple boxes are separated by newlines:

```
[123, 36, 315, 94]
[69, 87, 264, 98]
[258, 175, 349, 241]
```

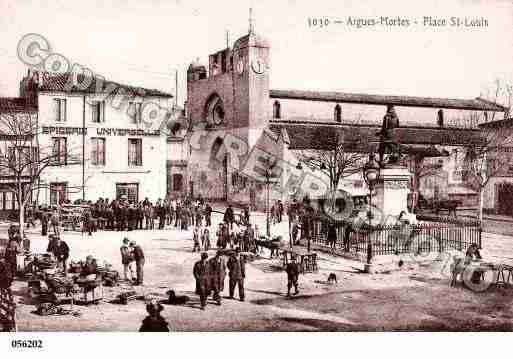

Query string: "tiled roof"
[478, 117, 513, 129]
[37, 72, 173, 98]
[0, 97, 37, 113]
[270, 89, 507, 112]
[269, 120, 484, 151]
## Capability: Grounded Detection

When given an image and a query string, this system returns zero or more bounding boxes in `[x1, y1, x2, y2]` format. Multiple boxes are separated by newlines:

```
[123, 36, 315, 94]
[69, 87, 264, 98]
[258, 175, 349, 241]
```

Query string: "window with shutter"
[91, 137, 106, 165]
[51, 137, 67, 165]
[91, 101, 104, 123]
[53, 99, 67, 121]
[128, 138, 142, 166]
[128, 102, 142, 123]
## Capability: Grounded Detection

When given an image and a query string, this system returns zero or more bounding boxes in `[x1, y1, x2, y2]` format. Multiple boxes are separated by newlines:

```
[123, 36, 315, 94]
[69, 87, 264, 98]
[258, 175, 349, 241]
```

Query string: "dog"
[166, 290, 190, 305]
[327, 273, 338, 284]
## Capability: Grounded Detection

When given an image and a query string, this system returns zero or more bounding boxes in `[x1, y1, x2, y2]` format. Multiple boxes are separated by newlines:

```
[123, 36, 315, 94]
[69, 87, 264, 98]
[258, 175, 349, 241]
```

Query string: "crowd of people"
[3, 194, 322, 332]
[33, 195, 214, 236]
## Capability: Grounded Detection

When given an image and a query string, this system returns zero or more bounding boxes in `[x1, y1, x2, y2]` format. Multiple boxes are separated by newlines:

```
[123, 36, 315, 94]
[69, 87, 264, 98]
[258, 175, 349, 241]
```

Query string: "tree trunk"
[478, 187, 484, 224]
[18, 202, 25, 240]
[17, 184, 25, 240]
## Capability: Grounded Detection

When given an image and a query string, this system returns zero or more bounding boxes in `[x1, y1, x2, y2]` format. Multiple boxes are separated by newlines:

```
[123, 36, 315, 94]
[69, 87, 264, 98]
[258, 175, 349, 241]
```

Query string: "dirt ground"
[7, 212, 513, 331]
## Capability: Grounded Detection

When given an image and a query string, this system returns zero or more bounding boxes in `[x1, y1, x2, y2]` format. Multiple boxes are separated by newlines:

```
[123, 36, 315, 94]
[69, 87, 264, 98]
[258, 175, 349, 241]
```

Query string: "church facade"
[180, 28, 508, 211]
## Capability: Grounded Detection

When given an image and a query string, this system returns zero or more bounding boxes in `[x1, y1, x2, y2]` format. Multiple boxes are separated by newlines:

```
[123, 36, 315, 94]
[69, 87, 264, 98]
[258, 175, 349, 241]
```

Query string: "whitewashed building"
[19, 70, 173, 205]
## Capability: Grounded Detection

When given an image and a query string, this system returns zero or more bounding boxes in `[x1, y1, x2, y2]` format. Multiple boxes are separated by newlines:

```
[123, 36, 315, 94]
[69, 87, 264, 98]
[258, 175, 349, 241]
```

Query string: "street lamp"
[265, 167, 274, 237]
[363, 152, 380, 270]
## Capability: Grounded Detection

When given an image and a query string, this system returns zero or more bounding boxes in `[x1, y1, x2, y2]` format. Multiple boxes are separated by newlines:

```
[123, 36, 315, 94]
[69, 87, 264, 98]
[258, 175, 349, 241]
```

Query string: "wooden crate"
[77, 284, 103, 304]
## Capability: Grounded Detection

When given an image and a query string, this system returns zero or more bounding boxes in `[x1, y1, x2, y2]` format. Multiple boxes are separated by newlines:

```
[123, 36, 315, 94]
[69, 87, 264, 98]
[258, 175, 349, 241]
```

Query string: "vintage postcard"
[1, 0, 513, 355]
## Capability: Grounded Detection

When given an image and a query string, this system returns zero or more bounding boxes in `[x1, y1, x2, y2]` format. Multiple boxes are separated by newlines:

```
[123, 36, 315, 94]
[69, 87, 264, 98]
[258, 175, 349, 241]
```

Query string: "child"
[192, 226, 201, 252]
[286, 255, 300, 297]
[202, 228, 211, 251]
[139, 300, 169, 332]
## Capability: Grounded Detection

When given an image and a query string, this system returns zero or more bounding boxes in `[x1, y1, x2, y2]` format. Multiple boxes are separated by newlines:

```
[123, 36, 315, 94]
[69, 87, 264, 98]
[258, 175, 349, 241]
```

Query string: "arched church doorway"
[210, 137, 228, 201]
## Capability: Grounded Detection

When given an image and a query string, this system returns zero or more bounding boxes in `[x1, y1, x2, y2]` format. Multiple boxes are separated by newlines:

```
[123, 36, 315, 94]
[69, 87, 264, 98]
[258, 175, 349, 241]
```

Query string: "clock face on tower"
[251, 58, 266, 74]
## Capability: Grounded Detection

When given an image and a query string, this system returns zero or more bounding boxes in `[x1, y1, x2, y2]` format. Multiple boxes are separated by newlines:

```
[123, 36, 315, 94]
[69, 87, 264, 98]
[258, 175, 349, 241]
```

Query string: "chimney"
[437, 109, 444, 128]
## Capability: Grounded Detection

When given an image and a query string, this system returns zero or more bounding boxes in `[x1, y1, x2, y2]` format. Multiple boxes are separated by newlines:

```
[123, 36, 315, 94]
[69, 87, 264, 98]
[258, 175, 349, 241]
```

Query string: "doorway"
[50, 182, 68, 205]
[116, 183, 139, 203]
[497, 183, 513, 216]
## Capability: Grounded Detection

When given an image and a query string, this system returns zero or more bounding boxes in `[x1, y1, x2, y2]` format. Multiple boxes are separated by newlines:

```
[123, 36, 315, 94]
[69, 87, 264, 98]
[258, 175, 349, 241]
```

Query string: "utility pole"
[174, 69, 178, 110]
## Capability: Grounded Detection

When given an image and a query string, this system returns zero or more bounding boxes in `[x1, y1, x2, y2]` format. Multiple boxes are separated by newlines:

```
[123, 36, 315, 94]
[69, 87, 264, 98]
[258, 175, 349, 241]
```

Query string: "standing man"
[204, 202, 212, 227]
[120, 238, 135, 281]
[223, 205, 235, 230]
[4, 236, 20, 275]
[327, 221, 338, 253]
[286, 255, 300, 296]
[130, 241, 145, 285]
[105, 203, 114, 231]
[82, 208, 93, 236]
[144, 203, 152, 230]
[195, 204, 203, 227]
[127, 203, 136, 231]
[50, 209, 60, 236]
[277, 200, 284, 223]
[40, 207, 49, 236]
[156, 199, 165, 229]
[136, 203, 144, 230]
[52, 237, 70, 274]
[227, 248, 245, 302]
[209, 251, 226, 306]
[243, 206, 250, 226]
[193, 252, 210, 310]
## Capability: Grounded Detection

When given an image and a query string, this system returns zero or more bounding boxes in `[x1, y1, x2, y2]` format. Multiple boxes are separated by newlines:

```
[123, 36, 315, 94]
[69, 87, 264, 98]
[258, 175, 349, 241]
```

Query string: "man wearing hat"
[227, 248, 245, 301]
[120, 238, 135, 281]
[130, 241, 145, 285]
[286, 255, 300, 297]
[40, 206, 49, 236]
[193, 252, 210, 309]
[139, 299, 169, 332]
[209, 251, 226, 305]
[52, 236, 70, 274]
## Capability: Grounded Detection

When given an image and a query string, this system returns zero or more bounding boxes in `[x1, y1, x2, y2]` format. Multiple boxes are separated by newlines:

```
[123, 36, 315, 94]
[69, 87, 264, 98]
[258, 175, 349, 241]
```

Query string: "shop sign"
[42, 126, 161, 137]
[42, 126, 87, 135]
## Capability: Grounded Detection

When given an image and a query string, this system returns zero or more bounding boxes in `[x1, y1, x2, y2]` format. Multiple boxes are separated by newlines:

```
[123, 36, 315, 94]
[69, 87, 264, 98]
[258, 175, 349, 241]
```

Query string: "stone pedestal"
[374, 165, 411, 217]
[363, 263, 374, 274]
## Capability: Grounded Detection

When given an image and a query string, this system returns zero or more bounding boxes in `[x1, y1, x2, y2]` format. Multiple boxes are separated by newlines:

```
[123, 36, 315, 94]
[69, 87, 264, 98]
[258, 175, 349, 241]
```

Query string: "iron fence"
[309, 217, 481, 258]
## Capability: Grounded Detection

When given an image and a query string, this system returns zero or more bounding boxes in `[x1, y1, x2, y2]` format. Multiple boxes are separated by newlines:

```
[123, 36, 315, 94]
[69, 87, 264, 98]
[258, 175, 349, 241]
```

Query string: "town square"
[1, 0, 513, 340]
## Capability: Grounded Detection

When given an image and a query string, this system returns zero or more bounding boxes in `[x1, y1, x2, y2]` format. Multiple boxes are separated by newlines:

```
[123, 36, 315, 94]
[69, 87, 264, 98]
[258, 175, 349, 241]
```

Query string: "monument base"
[374, 165, 412, 217]
[363, 263, 374, 274]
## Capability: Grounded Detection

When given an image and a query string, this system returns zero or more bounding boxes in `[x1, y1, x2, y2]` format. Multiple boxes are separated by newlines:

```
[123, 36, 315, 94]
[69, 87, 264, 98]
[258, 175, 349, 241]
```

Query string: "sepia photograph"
[1, 0, 513, 353]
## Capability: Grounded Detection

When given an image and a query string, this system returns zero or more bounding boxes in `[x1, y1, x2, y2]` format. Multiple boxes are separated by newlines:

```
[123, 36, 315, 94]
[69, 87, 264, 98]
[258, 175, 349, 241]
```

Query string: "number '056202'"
[308, 18, 330, 27]
[11, 340, 43, 349]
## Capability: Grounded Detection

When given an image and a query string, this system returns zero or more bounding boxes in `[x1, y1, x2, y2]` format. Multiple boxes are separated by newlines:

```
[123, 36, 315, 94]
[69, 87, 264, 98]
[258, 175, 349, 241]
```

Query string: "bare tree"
[410, 154, 444, 208]
[296, 132, 366, 191]
[0, 110, 81, 238]
[461, 125, 513, 222]
[457, 79, 513, 222]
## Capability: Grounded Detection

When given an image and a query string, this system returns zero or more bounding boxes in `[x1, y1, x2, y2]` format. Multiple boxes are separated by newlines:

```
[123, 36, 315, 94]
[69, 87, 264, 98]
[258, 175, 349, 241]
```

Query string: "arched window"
[204, 93, 225, 126]
[334, 104, 342, 122]
[273, 101, 281, 119]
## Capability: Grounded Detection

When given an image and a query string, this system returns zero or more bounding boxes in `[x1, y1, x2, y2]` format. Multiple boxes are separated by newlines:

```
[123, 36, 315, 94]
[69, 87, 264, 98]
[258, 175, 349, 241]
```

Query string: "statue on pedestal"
[376, 105, 401, 166]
